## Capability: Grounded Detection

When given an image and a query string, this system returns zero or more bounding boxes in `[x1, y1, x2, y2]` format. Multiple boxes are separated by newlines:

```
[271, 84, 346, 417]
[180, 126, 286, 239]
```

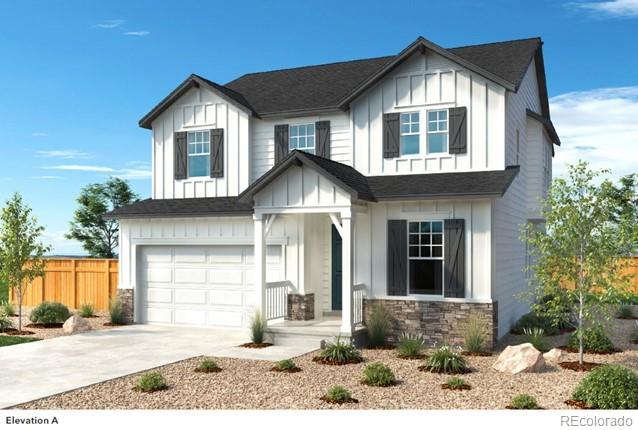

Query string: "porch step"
[265, 322, 367, 349]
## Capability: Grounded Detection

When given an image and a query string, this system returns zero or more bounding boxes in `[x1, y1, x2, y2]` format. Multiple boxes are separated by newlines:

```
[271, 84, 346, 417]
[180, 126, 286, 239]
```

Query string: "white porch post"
[340, 214, 353, 334]
[254, 214, 267, 318]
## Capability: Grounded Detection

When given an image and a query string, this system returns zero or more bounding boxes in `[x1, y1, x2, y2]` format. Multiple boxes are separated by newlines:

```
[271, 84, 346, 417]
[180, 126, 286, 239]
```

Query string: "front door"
[331, 225, 342, 310]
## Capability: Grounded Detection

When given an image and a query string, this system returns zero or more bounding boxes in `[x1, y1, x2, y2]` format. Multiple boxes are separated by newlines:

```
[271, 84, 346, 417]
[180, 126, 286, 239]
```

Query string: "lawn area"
[0, 336, 41, 347]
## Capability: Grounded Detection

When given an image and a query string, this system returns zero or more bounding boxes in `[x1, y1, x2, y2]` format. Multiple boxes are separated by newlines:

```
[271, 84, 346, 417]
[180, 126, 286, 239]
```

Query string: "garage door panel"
[209, 246, 243, 264]
[175, 309, 207, 326]
[146, 288, 172, 304]
[209, 290, 243, 306]
[207, 310, 243, 327]
[147, 307, 172, 324]
[209, 269, 243, 285]
[174, 289, 207, 305]
[174, 268, 207, 284]
[142, 268, 172, 283]
[143, 247, 172, 263]
[174, 247, 207, 263]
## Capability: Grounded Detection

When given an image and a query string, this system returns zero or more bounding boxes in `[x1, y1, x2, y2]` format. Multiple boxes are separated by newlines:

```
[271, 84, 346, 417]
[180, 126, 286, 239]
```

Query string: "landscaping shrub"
[250, 309, 266, 344]
[444, 376, 470, 390]
[195, 359, 221, 373]
[463, 313, 487, 353]
[108, 298, 125, 325]
[79, 303, 94, 318]
[1, 300, 14, 316]
[511, 312, 559, 336]
[0, 307, 13, 332]
[135, 372, 168, 393]
[367, 303, 392, 347]
[567, 327, 615, 353]
[535, 291, 574, 330]
[523, 327, 548, 352]
[422, 344, 469, 374]
[572, 365, 638, 409]
[29, 301, 70, 325]
[616, 305, 635, 319]
[509, 394, 541, 409]
[325, 385, 353, 403]
[361, 363, 395, 386]
[317, 336, 362, 364]
[396, 332, 425, 358]
[273, 359, 298, 371]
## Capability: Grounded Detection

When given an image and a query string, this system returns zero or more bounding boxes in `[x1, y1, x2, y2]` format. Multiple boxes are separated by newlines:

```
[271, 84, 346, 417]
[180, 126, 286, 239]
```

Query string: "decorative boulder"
[63, 315, 91, 334]
[492, 343, 545, 374]
[543, 348, 567, 363]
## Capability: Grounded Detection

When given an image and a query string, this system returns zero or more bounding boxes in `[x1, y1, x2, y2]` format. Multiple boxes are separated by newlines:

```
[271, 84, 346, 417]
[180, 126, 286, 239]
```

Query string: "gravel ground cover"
[3, 307, 111, 340]
[16, 319, 638, 410]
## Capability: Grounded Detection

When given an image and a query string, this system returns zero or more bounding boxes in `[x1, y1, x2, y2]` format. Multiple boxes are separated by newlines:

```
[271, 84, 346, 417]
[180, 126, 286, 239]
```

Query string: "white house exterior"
[108, 36, 559, 347]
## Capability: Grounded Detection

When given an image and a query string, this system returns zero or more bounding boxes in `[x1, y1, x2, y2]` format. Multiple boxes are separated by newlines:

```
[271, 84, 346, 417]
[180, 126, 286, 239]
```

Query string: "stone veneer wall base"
[286, 293, 315, 321]
[116, 288, 134, 324]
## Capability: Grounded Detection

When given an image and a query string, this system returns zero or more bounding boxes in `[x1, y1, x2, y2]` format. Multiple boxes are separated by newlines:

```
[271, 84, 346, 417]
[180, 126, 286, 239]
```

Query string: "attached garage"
[139, 245, 281, 329]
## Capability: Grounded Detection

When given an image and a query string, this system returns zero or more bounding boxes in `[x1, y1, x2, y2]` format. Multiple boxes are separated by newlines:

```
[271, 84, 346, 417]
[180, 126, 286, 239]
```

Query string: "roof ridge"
[449, 36, 541, 51]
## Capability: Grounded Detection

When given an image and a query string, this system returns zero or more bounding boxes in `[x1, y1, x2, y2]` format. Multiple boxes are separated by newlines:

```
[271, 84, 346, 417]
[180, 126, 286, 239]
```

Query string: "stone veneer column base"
[116, 288, 134, 324]
[286, 293, 315, 321]
[363, 299, 498, 349]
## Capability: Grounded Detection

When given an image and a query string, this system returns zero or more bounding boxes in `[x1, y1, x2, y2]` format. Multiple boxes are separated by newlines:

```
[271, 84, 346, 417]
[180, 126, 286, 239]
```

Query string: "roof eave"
[104, 210, 254, 220]
[526, 109, 561, 146]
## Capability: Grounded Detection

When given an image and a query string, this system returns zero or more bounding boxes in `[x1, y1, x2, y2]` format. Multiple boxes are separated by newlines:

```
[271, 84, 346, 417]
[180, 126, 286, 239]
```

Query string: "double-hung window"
[187, 131, 210, 177]
[400, 112, 420, 155]
[427, 110, 448, 153]
[408, 221, 444, 295]
[289, 124, 315, 154]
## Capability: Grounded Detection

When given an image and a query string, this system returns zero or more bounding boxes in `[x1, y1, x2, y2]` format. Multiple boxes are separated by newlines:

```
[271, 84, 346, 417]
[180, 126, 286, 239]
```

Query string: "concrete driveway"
[0, 324, 317, 409]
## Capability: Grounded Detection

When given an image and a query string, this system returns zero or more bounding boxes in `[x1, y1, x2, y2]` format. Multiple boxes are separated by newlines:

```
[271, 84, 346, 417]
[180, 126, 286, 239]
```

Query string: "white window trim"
[187, 130, 211, 178]
[289, 123, 316, 154]
[426, 109, 449, 155]
[400, 111, 420, 156]
[407, 220, 445, 298]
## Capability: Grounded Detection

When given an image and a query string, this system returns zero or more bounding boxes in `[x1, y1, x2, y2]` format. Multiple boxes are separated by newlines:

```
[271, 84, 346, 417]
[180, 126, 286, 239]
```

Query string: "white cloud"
[41, 230, 85, 256]
[550, 86, 638, 179]
[94, 19, 124, 29]
[46, 164, 116, 173]
[36, 149, 92, 159]
[32, 132, 48, 137]
[571, 0, 638, 17]
[43, 163, 151, 180]
[31, 175, 63, 180]
[123, 31, 150, 36]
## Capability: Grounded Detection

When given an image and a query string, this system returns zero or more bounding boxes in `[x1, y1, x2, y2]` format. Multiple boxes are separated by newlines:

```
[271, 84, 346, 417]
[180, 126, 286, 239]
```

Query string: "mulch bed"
[103, 322, 127, 327]
[417, 365, 472, 375]
[441, 383, 471, 391]
[564, 399, 593, 409]
[26, 323, 63, 329]
[558, 361, 603, 372]
[132, 386, 169, 393]
[2, 329, 35, 335]
[240, 342, 273, 349]
[505, 405, 543, 410]
[616, 316, 638, 320]
[461, 351, 493, 357]
[319, 396, 359, 405]
[312, 356, 364, 365]
[561, 346, 621, 355]
[366, 345, 395, 350]
[270, 366, 302, 373]
[397, 354, 426, 360]
[194, 367, 222, 373]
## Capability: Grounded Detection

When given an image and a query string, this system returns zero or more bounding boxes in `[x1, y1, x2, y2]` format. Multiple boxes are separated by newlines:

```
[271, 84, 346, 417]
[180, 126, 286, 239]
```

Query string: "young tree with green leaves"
[523, 161, 638, 365]
[66, 177, 139, 258]
[0, 193, 51, 332]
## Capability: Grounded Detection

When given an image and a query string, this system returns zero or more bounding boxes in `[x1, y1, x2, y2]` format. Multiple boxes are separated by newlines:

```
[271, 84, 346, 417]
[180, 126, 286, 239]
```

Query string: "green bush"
[274, 359, 297, 371]
[1, 300, 14, 316]
[108, 298, 125, 325]
[511, 312, 559, 336]
[362, 363, 395, 387]
[509, 394, 540, 409]
[616, 305, 635, 319]
[79, 303, 94, 318]
[195, 359, 221, 373]
[535, 291, 574, 330]
[135, 372, 168, 393]
[29, 301, 71, 324]
[463, 313, 487, 353]
[367, 303, 392, 347]
[396, 333, 425, 358]
[523, 327, 548, 352]
[423, 344, 469, 374]
[318, 336, 362, 364]
[572, 365, 638, 409]
[445, 376, 469, 390]
[0, 307, 13, 332]
[250, 309, 266, 344]
[325, 385, 352, 402]
[567, 327, 615, 353]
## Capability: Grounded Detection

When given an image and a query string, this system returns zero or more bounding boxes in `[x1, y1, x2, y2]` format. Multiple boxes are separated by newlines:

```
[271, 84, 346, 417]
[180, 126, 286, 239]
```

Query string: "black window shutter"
[315, 120, 331, 158]
[174, 131, 187, 180]
[444, 219, 465, 298]
[210, 128, 224, 178]
[449, 107, 467, 154]
[387, 219, 407, 296]
[274, 124, 289, 164]
[383, 113, 400, 158]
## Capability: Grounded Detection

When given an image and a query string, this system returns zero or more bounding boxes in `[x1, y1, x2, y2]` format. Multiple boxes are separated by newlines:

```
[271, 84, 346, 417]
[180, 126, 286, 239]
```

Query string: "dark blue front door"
[331, 225, 342, 310]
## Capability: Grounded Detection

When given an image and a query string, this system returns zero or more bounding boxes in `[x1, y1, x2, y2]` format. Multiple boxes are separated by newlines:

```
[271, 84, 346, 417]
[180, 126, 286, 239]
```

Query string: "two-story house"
[107, 36, 560, 348]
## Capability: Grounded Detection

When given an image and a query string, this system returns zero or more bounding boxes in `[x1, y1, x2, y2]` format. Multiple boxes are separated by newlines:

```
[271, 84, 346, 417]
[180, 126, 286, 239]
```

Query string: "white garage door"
[140, 245, 281, 328]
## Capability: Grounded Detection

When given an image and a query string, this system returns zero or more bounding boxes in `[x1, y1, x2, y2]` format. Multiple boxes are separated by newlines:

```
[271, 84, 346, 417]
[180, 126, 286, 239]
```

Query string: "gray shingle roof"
[104, 196, 253, 219]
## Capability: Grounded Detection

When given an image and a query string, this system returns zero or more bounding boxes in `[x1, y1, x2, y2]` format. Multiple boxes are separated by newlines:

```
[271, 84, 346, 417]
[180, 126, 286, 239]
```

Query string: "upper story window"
[408, 220, 444, 295]
[427, 110, 448, 154]
[400, 112, 420, 155]
[289, 124, 315, 154]
[188, 131, 210, 177]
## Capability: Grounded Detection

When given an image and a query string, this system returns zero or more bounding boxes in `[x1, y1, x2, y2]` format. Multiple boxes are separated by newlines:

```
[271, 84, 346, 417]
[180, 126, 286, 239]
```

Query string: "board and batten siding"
[351, 51, 506, 176]
[151, 86, 251, 199]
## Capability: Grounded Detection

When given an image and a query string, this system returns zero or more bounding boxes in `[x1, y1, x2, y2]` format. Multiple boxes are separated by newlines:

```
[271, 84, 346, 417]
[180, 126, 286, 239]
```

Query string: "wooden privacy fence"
[9, 258, 118, 311]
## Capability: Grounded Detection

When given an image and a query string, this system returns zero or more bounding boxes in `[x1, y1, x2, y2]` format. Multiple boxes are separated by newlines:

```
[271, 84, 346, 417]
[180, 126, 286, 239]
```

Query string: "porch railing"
[353, 283, 366, 326]
[264, 281, 294, 320]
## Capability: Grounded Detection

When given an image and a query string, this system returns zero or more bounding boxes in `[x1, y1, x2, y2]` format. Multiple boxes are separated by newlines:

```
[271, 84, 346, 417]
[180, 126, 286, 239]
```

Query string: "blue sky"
[0, 0, 637, 255]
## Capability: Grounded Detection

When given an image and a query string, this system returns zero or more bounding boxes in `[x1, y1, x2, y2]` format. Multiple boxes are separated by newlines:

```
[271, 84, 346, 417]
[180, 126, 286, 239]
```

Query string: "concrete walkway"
[0, 324, 317, 409]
